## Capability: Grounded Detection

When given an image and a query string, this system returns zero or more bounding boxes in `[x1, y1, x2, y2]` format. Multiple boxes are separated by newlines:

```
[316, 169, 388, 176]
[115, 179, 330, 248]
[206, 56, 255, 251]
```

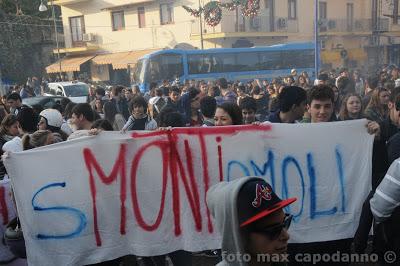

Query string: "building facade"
[47, 0, 400, 83]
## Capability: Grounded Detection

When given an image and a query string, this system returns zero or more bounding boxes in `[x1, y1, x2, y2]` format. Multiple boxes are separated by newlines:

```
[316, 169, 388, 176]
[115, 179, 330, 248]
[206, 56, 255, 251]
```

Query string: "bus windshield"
[133, 59, 145, 84]
[145, 54, 184, 82]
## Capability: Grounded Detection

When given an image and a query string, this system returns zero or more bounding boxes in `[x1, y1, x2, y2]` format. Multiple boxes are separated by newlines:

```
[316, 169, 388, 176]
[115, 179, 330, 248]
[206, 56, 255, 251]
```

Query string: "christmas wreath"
[203, 1, 222, 27]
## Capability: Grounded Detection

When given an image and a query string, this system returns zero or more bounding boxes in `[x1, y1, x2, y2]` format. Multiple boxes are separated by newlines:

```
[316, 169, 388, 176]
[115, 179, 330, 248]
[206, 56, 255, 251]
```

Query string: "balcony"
[53, 43, 100, 54]
[190, 15, 299, 40]
[55, 32, 100, 54]
[52, 0, 91, 6]
[318, 18, 390, 35]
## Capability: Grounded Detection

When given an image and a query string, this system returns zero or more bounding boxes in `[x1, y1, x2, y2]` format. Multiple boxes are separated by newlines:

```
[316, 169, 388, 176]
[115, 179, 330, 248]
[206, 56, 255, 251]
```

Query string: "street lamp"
[39, 0, 62, 78]
[314, 0, 320, 77]
[198, 0, 204, 49]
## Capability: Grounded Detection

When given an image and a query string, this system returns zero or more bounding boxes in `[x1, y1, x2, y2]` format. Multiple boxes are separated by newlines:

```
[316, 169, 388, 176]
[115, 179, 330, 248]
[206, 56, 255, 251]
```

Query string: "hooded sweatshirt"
[207, 176, 260, 266]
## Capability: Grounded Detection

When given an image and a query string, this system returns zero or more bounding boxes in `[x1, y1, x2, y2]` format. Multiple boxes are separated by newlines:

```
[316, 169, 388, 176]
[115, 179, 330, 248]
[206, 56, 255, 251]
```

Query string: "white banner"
[5, 120, 373, 266]
[0, 178, 22, 264]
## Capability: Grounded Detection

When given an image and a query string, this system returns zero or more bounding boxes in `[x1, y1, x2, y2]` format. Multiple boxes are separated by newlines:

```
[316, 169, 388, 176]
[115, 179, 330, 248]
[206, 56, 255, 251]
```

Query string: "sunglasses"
[251, 214, 293, 240]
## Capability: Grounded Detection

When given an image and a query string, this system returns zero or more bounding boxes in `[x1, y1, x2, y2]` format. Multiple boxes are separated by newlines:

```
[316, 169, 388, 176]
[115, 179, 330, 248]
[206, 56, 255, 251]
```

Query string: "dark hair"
[162, 86, 170, 97]
[237, 85, 246, 93]
[217, 78, 228, 89]
[318, 73, 329, 81]
[239, 97, 257, 112]
[160, 111, 185, 127]
[103, 101, 118, 125]
[91, 119, 114, 131]
[95, 87, 105, 97]
[336, 77, 350, 91]
[71, 103, 95, 122]
[217, 102, 243, 125]
[209, 86, 220, 97]
[16, 107, 38, 133]
[252, 86, 261, 95]
[158, 109, 185, 127]
[169, 86, 180, 94]
[188, 87, 200, 100]
[367, 76, 379, 90]
[31, 104, 43, 116]
[155, 87, 164, 97]
[60, 98, 72, 114]
[64, 102, 77, 119]
[200, 96, 217, 118]
[112, 86, 124, 97]
[6, 93, 21, 102]
[395, 94, 400, 111]
[0, 114, 18, 136]
[390, 86, 400, 102]
[278, 86, 307, 112]
[129, 96, 148, 112]
[150, 82, 157, 90]
[307, 85, 334, 105]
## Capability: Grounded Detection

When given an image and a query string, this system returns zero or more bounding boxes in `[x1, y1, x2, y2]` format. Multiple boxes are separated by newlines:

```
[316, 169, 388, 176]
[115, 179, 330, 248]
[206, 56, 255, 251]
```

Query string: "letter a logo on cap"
[252, 184, 272, 208]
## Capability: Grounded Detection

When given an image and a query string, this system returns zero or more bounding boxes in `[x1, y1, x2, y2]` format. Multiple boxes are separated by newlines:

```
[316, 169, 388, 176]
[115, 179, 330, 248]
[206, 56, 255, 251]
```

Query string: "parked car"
[22, 96, 69, 109]
[44, 82, 89, 103]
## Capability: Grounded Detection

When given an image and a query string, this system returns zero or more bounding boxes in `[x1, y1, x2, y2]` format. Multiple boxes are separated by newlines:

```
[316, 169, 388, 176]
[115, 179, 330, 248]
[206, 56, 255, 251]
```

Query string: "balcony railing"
[318, 18, 390, 33]
[191, 15, 299, 37]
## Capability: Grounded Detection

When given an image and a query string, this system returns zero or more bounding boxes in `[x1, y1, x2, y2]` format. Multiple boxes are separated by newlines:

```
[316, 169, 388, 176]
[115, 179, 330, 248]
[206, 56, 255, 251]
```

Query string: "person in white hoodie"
[207, 177, 296, 266]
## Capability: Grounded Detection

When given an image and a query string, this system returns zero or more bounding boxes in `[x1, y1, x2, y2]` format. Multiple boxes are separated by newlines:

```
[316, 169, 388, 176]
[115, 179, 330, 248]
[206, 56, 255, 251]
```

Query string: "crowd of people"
[1, 65, 400, 265]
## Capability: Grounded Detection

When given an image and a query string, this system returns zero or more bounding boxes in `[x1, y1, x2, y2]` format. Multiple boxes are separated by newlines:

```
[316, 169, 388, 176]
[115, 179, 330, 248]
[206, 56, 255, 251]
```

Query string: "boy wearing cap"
[207, 177, 296, 266]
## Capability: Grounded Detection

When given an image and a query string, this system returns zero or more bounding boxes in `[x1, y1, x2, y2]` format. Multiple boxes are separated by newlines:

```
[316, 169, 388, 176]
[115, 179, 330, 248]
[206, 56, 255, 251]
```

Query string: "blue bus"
[133, 42, 315, 92]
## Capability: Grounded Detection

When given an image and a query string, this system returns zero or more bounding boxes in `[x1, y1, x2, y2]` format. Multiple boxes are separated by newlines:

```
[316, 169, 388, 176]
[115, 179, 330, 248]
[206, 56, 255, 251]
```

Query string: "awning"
[46, 55, 95, 73]
[92, 49, 159, 70]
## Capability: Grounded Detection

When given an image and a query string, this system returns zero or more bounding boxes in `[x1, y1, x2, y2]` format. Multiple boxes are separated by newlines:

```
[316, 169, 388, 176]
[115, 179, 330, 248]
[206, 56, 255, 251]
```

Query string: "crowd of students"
[0, 65, 400, 265]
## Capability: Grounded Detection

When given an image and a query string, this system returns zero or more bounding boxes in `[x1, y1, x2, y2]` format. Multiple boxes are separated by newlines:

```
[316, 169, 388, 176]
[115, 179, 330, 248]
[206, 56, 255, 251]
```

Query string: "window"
[281, 50, 314, 69]
[112, 11, 125, 31]
[288, 0, 297, 20]
[319, 2, 327, 20]
[138, 7, 146, 28]
[235, 52, 259, 71]
[160, 3, 174, 24]
[69, 16, 85, 44]
[259, 51, 283, 70]
[147, 54, 183, 81]
[188, 54, 218, 74]
[346, 3, 354, 31]
[189, 52, 260, 74]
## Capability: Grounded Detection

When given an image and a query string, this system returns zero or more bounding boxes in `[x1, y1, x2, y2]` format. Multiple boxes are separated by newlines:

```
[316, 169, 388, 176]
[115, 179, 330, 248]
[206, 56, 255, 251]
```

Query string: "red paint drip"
[183, 139, 202, 231]
[217, 144, 223, 182]
[199, 133, 213, 233]
[130, 140, 169, 231]
[83, 144, 127, 246]
[167, 133, 181, 236]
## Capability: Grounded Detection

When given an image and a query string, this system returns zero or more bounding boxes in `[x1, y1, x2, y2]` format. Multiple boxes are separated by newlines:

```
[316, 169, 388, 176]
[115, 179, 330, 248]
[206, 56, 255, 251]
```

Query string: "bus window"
[149, 56, 161, 81]
[188, 55, 202, 74]
[258, 51, 283, 70]
[281, 50, 314, 69]
[133, 59, 145, 84]
[235, 52, 259, 72]
[215, 53, 236, 72]
[149, 54, 183, 81]
[188, 54, 220, 74]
